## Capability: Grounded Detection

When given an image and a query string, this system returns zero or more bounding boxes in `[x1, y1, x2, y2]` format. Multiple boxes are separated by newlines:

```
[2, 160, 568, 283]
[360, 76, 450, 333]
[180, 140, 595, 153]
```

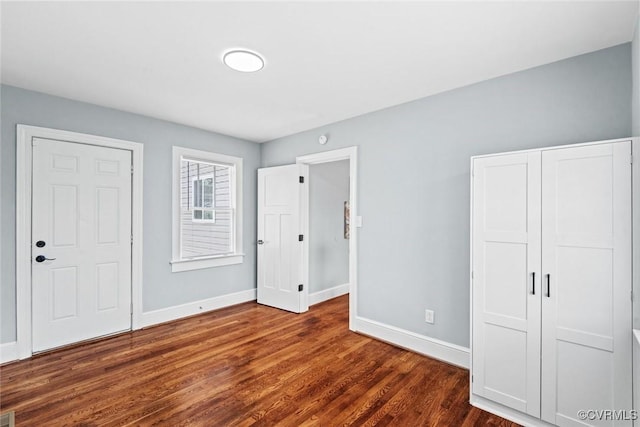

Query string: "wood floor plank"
[0, 295, 519, 426]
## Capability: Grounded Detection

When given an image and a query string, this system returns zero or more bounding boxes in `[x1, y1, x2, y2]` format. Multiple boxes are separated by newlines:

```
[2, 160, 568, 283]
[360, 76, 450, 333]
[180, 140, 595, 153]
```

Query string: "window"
[171, 147, 243, 272]
[190, 171, 215, 222]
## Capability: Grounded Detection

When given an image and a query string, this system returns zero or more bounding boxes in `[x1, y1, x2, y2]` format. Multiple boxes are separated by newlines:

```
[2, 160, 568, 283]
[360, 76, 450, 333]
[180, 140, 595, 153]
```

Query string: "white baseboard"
[0, 341, 19, 364]
[353, 316, 470, 368]
[309, 283, 350, 306]
[140, 288, 257, 328]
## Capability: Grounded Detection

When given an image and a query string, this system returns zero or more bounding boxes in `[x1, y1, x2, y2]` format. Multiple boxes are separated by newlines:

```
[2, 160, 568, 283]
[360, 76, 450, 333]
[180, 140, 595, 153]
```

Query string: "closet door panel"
[541, 142, 632, 426]
[472, 152, 541, 417]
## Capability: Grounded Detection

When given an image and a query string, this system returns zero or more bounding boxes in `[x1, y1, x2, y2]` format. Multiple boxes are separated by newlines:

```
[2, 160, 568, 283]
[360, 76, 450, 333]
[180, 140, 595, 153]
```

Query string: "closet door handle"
[546, 274, 551, 297]
[531, 272, 535, 295]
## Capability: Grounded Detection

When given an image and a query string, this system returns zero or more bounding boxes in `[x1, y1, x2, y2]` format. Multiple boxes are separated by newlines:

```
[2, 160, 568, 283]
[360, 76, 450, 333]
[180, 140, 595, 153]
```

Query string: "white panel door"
[257, 165, 306, 313]
[541, 142, 632, 426]
[472, 151, 541, 417]
[32, 138, 132, 352]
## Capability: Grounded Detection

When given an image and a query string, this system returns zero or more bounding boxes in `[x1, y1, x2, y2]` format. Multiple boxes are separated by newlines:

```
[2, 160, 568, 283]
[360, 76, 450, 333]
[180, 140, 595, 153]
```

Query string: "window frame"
[171, 146, 243, 272]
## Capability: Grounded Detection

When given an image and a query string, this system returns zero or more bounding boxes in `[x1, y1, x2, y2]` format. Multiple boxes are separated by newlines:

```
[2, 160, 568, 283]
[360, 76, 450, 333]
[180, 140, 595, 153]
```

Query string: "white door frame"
[16, 125, 144, 359]
[296, 147, 358, 331]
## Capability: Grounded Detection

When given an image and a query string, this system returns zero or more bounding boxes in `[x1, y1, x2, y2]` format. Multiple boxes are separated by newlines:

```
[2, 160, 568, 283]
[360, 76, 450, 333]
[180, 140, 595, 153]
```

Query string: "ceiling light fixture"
[223, 49, 264, 73]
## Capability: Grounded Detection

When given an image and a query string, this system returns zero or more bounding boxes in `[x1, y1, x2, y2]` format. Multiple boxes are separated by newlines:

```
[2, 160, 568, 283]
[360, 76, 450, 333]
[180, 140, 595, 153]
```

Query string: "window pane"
[180, 159, 234, 258]
[180, 160, 192, 211]
[203, 178, 214, 208]
[193, 180, 202, 208]
[215, 166, 232, 209]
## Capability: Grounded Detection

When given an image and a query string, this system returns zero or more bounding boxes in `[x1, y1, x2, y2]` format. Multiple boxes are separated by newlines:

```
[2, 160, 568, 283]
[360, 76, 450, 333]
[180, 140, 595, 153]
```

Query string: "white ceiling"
[1, 1, 638, 143]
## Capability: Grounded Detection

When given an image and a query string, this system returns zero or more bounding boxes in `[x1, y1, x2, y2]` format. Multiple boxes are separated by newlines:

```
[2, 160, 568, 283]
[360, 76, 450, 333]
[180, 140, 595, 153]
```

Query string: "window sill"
[170, 254, 244, 272]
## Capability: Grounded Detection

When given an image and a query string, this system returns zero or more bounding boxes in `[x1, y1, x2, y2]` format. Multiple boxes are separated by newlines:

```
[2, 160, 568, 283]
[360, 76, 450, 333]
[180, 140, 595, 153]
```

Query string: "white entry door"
[541, 142, 632, 425]
[31, 137, 133, 352]
[257, 165, 307, 313]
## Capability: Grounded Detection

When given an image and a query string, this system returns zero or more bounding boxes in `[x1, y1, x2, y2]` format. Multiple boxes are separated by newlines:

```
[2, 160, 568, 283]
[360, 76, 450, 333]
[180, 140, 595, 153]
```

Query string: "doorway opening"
[297, 147, 358, 330]
[307, 160, 350, 305]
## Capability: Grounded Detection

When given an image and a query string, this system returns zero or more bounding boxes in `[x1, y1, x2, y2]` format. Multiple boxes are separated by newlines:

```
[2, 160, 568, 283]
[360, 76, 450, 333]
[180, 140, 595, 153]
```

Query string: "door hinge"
[130, 303, 133, 315]
[131, 165, 134, 174]
[131, 235, 134, 245]
[298, 284, 304, 292]
[299, 176, 304, 183]
[631, 155, 634, 165]
[471, 375, 474, 383]
[471, 271, 474, 280]
[298, 234, 304, 241]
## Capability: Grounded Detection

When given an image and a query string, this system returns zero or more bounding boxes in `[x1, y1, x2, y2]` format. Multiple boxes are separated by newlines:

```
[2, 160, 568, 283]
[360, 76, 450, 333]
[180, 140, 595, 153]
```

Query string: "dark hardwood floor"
[0, 295, 517, 426]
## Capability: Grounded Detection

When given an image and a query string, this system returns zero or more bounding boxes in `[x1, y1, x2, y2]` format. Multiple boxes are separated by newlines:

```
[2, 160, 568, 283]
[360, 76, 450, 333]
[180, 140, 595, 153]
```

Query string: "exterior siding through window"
[180, 160, 233, 258]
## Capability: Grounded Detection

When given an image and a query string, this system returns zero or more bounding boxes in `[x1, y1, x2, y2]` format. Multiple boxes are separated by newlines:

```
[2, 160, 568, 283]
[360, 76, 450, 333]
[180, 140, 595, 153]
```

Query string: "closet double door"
[472, 141, 632, 426]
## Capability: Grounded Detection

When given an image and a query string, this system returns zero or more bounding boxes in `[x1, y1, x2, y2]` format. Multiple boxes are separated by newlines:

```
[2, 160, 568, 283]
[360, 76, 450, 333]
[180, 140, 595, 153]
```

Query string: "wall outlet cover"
[425, 309, 435, 324]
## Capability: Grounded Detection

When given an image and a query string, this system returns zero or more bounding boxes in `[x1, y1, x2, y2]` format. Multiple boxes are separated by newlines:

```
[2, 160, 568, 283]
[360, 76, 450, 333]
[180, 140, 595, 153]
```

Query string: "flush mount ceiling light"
[223, 49, 264, 73]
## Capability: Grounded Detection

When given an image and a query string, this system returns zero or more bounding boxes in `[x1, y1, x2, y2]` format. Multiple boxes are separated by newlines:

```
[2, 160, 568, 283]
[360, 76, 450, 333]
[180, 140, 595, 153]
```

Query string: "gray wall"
[309, 160, 350, 294]
[261, 44, 632, 347]
[0, 85, 260, 343]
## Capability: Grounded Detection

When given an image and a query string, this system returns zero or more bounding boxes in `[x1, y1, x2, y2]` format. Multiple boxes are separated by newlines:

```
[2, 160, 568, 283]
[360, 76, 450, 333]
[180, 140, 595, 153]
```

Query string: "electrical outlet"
[425, 309, 435, 324]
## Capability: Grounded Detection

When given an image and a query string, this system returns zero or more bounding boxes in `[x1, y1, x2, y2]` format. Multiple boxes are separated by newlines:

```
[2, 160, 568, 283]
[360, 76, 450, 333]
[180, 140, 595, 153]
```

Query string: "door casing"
[16, 125, 144, 359]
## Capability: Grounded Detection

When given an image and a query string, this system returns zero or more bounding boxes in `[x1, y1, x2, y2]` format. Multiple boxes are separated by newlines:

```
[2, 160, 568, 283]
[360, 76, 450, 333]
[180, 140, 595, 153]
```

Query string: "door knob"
[35, 255, 56, 263]
[257, 240, 264, 245]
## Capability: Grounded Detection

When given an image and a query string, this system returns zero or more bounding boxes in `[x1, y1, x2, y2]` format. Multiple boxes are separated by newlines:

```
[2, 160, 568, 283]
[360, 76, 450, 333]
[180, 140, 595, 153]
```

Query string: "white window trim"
[190, 172, 216, 223]
[171, 146, 243, 272]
